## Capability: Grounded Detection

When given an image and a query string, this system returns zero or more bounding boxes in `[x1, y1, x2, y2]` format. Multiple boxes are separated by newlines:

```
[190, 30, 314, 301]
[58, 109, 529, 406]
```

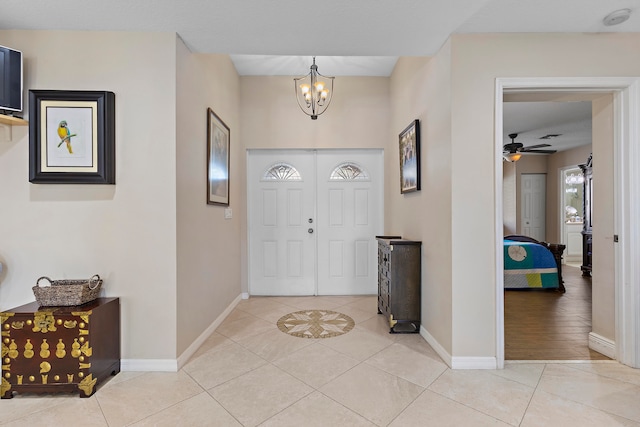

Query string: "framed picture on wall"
[207, 107, 230, 206]
[399, 119, 421, 194]
[28, 90, 116, 184]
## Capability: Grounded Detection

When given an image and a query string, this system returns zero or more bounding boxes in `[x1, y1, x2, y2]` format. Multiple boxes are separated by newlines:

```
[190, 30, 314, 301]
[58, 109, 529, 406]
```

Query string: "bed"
[504, 235, 566, 293]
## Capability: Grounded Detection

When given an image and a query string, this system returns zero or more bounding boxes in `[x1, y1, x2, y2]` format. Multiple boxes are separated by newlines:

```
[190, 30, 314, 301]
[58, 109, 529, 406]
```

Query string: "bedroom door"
[521, 174, 546, 241]
[247, 149, 383, 296]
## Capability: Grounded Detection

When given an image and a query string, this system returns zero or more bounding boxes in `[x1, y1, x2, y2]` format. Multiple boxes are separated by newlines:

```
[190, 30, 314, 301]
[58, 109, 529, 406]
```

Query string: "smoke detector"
[603, 9, 631, 26]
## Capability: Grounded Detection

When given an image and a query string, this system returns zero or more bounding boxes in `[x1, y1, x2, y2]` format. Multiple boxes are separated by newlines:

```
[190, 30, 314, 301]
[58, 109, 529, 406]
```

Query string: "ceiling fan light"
[504, 152, 522, 162]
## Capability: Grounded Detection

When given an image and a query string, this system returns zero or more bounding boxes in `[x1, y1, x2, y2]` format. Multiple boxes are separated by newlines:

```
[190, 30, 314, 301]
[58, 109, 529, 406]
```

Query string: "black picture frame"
[399, 119, 421, 194]
[29, 90, 115, 184]
[207, 108, 230, 206]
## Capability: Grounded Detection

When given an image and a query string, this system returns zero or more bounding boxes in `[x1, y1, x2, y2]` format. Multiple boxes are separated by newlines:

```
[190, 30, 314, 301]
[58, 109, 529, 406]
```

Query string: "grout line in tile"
[205, 388, 246, 427]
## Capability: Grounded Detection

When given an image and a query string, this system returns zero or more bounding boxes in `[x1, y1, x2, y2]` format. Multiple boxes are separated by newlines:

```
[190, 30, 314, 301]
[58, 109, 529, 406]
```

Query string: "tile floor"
[2, 295, 640, 426]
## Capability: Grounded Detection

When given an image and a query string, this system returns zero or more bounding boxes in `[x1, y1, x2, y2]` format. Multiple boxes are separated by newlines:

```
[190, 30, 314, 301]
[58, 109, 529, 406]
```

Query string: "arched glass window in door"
[262, 163, 302, 181]
[329, 162, 369, 181]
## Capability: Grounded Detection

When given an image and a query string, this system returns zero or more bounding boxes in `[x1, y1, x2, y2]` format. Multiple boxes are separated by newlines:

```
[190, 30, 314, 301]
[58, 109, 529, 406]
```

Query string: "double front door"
[248, 149, 383, 295]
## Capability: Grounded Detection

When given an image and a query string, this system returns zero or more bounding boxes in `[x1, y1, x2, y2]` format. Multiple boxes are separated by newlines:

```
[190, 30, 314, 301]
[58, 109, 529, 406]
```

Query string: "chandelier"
[294, 57, 334, 120]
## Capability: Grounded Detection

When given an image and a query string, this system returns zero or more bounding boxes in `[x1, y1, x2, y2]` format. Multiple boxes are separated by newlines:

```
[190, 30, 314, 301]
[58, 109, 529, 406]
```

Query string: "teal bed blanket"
[504, 240, 559, 289]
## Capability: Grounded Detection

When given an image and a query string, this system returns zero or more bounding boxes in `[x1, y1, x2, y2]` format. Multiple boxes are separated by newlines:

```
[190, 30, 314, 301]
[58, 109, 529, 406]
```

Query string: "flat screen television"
[0, 45, 23, 113]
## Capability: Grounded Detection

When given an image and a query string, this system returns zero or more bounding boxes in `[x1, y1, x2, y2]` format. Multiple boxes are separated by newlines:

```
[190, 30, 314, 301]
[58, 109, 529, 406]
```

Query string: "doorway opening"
[494, 77, 640, 369]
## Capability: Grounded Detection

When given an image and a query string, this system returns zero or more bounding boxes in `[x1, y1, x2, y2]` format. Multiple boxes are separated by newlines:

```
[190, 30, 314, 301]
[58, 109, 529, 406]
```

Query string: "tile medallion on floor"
[95, 371, 204, 426]
[258, 391, 376, 427]
[183, 342, 267, 390]
[521, 389, 640, 427]
[365, 342, 448, 387]
[388, 390, 511, 427]
[272, 342, 360, 388]
[130, 391, 242, 427]
[428, 369, 535, 426]
[209, 363, 314, 427]
[538, 364, 640, 422]
[320, 363, 424, 426]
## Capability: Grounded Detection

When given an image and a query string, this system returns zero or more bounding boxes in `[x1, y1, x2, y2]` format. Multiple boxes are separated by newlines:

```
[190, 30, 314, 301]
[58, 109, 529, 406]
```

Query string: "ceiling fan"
[503, 133, 557, 162]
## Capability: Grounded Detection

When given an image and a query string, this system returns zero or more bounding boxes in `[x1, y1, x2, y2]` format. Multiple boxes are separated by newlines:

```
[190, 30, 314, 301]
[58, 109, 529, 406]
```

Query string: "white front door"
[521, 173, 546, 241]
[316, 150, 383, 295]
[247, 149, 383, 296]
[247, 150, 317, 295]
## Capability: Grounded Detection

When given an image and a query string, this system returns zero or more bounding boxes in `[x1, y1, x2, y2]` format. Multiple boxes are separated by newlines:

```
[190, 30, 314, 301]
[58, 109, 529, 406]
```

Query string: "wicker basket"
[32, 274, 103, 307]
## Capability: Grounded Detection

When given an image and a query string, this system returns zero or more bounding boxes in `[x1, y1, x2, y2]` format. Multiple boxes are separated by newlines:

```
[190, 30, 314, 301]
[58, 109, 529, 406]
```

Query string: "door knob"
[308, 218, 313, 223]
[308, 228, 314, 234]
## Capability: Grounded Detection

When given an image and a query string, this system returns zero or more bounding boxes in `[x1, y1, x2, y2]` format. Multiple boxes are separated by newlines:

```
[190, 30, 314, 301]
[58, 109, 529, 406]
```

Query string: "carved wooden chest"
[1, 297, 120, 398]
[376, 237, 421, 333]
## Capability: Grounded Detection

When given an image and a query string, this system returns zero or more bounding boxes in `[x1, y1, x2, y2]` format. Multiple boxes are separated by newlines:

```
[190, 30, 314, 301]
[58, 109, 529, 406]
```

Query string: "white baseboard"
[176, 293, 243, 370]
[419, 325, 497, 369]
[420, 325, 452, 368]
[121, 359, 178, 372]
[241, 292, 249, 300]
[121, 293, 243, 372]
[589, 332, 616, 359]
[451, 356, 497, 369]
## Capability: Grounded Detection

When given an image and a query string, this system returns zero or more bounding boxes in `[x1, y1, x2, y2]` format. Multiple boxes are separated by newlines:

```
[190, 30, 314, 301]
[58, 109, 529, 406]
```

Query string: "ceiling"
[1, 0, 633, 151]
[1, 0, 638, 76]
[503, 101, 593, 154]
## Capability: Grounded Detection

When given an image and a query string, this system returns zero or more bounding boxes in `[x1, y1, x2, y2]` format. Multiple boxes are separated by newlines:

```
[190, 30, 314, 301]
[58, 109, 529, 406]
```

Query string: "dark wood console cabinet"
[376, 236, 421, 333]
[579, 155, 593, 276]
[1, 297, 120, 398]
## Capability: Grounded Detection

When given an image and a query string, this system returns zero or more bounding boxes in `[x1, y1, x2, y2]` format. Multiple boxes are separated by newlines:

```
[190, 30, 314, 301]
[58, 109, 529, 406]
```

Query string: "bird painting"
[57, 120, 77, 154]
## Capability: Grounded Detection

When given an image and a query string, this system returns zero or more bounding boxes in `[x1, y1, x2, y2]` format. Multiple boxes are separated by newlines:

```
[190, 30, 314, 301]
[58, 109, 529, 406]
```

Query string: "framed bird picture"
[29, 90, 115, 184]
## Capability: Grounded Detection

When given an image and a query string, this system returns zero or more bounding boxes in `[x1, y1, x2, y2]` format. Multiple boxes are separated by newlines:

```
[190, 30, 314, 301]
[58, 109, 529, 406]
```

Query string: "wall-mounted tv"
[0, 45, 23, 113]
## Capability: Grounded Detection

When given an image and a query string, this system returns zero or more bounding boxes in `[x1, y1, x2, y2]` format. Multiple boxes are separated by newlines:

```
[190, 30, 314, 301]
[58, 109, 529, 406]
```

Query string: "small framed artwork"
[207, 108, 230, 206]
[29, 90, 115, 184]
[399, 119, 421, 194]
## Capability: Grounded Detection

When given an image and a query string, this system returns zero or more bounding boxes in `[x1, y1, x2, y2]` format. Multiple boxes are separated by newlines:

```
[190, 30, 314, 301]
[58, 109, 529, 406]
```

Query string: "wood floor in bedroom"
[504, 264, 612, 361]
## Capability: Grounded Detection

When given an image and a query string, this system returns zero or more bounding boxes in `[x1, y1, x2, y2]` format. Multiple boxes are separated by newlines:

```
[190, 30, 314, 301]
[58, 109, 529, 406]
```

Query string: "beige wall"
[176, 42, 241, 355]
[448, 32, 640, 358]
[0, 31, 178, 360]
[389, 50, 453, 353]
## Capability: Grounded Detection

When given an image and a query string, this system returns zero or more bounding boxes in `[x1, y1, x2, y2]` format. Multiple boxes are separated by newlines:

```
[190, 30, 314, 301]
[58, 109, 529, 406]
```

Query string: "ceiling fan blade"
[521, 143, 551, 150]
[522, 149, 557, 154]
